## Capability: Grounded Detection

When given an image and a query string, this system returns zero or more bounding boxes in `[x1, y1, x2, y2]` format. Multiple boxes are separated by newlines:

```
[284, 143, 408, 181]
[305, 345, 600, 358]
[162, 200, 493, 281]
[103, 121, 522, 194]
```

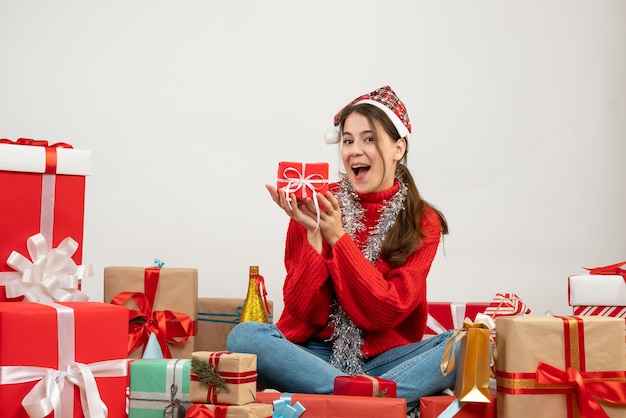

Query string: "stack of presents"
[1, 139, 625, 417]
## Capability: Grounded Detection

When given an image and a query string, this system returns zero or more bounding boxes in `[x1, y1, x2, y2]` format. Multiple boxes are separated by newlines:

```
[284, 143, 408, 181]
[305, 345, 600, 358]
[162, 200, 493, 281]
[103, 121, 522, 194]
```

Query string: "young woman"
[227, 86, 457, 411]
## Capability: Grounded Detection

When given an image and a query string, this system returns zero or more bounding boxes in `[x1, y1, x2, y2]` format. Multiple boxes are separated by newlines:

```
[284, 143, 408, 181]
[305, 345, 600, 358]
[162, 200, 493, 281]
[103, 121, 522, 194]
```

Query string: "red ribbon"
[583, 261, 626, 281]
[110, 267, 195, 358]
[189, 351, 258, 404]
[253, 273, 272, 315]
[185, 404, 229, 418]
[536, 362, 626, 418]
[0, 137, 73, 174]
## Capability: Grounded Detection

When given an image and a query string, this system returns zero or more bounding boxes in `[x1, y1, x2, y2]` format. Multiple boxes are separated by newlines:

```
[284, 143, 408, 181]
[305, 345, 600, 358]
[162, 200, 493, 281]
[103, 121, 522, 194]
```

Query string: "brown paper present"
[496, 316, 626, 417]
[186, 403, 273, 418]
[190, 351, 257, 405]
[196, 298, 274, 352]
[104, 266, 198, 359]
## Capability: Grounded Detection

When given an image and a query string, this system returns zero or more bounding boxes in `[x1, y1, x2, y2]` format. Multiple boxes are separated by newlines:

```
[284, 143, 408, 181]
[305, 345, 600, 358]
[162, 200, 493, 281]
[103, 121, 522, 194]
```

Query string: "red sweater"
[276, 180, 442, 358]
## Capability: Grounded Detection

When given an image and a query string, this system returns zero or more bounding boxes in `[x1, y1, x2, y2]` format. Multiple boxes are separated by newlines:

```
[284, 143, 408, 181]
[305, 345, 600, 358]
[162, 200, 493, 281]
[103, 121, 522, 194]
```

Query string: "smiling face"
[340, 107, 406, 194]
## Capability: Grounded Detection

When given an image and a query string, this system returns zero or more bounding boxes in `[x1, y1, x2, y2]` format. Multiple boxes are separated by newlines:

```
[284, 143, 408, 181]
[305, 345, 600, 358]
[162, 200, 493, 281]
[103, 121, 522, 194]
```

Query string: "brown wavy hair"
[338, 104, 448, 267]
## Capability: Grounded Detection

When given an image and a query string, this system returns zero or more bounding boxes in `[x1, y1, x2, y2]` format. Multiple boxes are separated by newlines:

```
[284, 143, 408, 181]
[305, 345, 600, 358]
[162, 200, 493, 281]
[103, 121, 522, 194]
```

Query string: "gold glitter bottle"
[239, 266, 270, 323]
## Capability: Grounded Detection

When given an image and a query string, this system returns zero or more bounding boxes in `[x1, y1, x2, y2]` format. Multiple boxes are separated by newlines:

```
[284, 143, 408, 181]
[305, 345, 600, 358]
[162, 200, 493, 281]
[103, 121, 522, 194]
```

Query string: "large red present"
[419, 391, 496, 418]
[255, 391, 407, 418]
[0, 302, 129, 417]
[276, 162, 329, 199]
[422, 302, 491, 340]
[0, 138, 91, 301]
[333, 375, 397, 397]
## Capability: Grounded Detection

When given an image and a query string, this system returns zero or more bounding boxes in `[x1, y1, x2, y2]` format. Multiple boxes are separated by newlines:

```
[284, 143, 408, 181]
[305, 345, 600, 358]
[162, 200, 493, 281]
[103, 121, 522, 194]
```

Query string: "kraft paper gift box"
[495, 316, 626, 418]
[196, 298, 274, 352]
[276, 162, 329, 199]
[333, 375, 397, 397]
[185, 403, 273, 418]
[422, 302, 491, 340]
[104, 266, 198, 359]
[128, 358, 191, 417]
[255, 392, 407, 418]
[0, 138, 91, 301]
[0, 302, 129, 417]
[189, 351, 257, 406]
[419, 390, 496, 418]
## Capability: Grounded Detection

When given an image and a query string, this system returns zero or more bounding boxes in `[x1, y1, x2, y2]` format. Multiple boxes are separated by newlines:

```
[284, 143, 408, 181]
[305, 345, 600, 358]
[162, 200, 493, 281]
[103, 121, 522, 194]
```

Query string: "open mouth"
[352, 165, 370, 178]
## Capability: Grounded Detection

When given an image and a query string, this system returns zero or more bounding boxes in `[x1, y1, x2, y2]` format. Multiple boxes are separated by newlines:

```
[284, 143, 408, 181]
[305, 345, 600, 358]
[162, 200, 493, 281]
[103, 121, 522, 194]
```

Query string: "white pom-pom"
[324, 126, 340, 144]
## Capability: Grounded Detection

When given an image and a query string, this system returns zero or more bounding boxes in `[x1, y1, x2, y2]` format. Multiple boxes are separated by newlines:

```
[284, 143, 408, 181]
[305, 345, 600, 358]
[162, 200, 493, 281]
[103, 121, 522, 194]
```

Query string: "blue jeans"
[226, 322, 459, 410]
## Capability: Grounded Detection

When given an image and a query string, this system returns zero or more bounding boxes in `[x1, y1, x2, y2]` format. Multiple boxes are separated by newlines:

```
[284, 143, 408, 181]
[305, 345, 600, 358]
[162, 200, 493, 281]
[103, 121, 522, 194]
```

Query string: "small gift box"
[185, 403, 273, 418]
[196, 298, 274, 352]
[189, 351, 257, 406]
[104, 265, 198, 358]
[495, 315, 626, 417]
[482, 292, 531, 317]
[0, 138, 91, 301]
[276, 161, 329, 199]
[128, 358, 191, 417]
[0, 302, 129, 417]
[422, 302, 491, 340]
[333, 375, 397, 397]
[419, 390, 497, 418]
[255, 392, 407, 418]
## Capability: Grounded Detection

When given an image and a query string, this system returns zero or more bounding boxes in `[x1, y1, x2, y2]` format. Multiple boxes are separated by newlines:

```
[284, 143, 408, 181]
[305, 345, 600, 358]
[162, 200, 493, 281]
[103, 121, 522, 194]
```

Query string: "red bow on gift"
[0, 137, 73, 148]
[536, 362, 626, 418]
[185, 404, 230, 418]
[111, 267, 194, 358]
[583, 261, 626, 281]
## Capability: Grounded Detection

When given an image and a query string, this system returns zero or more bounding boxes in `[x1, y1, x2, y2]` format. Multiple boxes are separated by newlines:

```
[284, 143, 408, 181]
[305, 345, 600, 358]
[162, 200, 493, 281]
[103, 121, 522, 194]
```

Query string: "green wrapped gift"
[129, 358, 191, 418]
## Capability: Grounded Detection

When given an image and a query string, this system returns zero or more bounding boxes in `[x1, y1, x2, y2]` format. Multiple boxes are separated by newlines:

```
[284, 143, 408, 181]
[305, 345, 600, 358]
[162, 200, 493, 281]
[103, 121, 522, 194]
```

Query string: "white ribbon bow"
[4, 233, 92, 302]
[0, 359, 128, 418]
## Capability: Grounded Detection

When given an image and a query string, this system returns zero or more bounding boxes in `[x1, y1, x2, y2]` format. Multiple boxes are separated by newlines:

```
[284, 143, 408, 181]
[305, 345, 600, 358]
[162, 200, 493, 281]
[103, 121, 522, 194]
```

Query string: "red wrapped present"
[276, 162, 329, 199]
[0, 138, 91, 301]
[185, 403, 273, 417]
[422, 302, 490, 340]
[334, 375, 397, 397]
[0, 302, 129, 417]
[419, 391, 496, 418]
[255, 391, 407, 418]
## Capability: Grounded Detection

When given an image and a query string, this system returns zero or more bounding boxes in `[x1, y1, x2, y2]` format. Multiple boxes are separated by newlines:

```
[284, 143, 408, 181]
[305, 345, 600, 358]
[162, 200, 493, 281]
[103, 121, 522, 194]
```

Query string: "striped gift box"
[573, 305, 626, 352]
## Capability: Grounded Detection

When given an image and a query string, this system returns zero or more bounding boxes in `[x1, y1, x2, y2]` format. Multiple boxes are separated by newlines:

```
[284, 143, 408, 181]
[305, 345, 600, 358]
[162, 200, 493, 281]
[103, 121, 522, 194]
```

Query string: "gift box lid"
[568, 274, 626, 306]
[0, 141, 91, 175]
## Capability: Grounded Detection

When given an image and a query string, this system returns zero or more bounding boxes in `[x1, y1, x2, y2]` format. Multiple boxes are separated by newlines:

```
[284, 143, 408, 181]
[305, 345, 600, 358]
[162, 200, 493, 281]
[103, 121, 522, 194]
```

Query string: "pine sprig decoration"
[191, 357, 227, 393]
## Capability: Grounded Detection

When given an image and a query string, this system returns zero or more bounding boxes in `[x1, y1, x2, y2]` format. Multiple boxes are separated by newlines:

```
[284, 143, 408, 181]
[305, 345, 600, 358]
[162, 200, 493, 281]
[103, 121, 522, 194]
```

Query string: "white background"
[1, 1, 624, 321]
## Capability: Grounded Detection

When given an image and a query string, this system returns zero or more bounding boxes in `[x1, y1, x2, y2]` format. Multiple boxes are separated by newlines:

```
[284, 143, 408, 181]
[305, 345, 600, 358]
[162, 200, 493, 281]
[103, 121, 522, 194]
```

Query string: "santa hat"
[325, 85, 412, 144]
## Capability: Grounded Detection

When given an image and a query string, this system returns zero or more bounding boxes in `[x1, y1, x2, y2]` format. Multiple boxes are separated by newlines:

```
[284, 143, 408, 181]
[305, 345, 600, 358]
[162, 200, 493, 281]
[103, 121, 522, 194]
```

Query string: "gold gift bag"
[442, 318, 493, 403]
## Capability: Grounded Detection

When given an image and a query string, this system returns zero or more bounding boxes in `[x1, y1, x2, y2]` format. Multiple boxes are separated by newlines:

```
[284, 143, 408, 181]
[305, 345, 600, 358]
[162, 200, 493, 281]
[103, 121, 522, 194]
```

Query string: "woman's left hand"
[306, 191, 345, 246]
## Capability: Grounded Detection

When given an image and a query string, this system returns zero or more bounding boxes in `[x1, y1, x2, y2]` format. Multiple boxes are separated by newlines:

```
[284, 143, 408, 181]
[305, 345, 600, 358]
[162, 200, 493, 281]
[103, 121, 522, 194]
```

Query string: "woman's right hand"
[266, 184, 324, 252]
